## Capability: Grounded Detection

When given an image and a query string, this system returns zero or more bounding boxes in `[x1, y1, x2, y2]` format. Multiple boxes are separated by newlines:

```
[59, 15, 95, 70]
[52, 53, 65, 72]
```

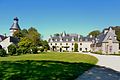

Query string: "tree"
[74, 43, 78, 52]
[0, 48, 6, 57]
[89, 30, 100, 37]
[13, 30, 23, 39]
[27, 27, 41, 46]
[18, 37, 32, 54]
[8, 44, 17, 55]
[41, 40, 49, 51]
[112, 26, 120, 42]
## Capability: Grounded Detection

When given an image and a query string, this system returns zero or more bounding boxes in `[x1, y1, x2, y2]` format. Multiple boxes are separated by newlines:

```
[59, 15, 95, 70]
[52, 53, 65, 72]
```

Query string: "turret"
[10, 17, 21, 36]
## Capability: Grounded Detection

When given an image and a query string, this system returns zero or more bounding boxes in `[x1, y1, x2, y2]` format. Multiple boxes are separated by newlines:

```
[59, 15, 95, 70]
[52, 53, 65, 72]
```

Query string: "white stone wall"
[78, 42, 92, 52]
[0, 37, 13, 53]
[49, 41, 92, 52]
[101, 42, 119, 54]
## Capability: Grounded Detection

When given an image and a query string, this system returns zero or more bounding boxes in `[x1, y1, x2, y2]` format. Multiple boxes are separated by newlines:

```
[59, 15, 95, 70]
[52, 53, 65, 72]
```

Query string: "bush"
[16, 48, 22, 55]
[39, 47, 44, 52]
[8, 44, 16, 55]
[93, 50, 102, 55]
[74, 43, 78, 52]
[0, 48, 6, 57]
[31, 47, 38, 54]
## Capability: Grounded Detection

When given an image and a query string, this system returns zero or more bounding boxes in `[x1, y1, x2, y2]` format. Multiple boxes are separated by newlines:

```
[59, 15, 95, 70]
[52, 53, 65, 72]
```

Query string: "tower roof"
[10, 17, 21, 30]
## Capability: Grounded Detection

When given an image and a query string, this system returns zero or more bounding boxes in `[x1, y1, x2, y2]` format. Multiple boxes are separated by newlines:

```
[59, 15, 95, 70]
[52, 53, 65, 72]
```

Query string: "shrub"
[8, 44, 16, 55]
[63, 50, 69, 52]
[93, 50, 102, 55]
[74, 43, 78, 52]
[39, 47, 44, 52]
[16, 48, 22, 55]
[0, 48, 6, 57]
[31, 47, 38, 54]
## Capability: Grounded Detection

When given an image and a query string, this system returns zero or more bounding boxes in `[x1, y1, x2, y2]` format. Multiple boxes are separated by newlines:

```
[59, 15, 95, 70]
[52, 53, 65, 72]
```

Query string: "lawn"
[0, 52, 98, 80]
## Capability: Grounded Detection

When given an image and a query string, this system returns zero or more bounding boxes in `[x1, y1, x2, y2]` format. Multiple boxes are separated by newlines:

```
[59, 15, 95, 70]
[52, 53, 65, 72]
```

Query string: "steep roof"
[48, 32, 93, 42]
[10, 17, 21, 30]
[96, 27, 118, 43]
[0, 35, 6, 41]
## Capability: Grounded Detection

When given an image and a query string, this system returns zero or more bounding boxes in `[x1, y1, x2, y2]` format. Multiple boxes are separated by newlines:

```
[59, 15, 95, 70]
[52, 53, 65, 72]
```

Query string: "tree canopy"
[88, 30, 101, 38]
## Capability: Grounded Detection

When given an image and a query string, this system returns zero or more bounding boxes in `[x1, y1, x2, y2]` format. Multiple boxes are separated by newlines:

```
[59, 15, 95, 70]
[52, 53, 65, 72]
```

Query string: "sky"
[0, 0, 120, 40]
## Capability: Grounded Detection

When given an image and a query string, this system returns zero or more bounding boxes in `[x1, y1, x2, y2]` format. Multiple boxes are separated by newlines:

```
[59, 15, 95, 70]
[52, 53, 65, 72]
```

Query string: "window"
[55, 43, 57, 45]
[72, 48, 73, 51]
[80, 48, 82, 51]
[60, 43, 62, 45]
[110, 46, 112, 52]
[66, 43, 68, 45]
[51, 43, 52, 45]
[66, 39, 68, 41]
[85, 48, 87, 51]
[80, 43, 82, 45]
[72, 43, 74, 45]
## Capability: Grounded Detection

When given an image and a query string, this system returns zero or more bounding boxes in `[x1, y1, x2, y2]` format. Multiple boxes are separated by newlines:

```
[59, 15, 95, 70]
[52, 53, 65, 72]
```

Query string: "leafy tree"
[74, 43, 78, 52]
[21, 29, 28, 36]
[14, 27, 42, 54]
[13, 30, 23, 39]
[27, 27, 41, 46]
[112, 26, 120, 42]
[39, 47, 44, 52]
[41, 40, 49, 51]
[8, 44, 16, 55]
[18, 37, 32, 48]
[110, 26, 120, 49]
[31, 47, 38, 54]
[0, 48, 6, 57]
[89, 30, 100, 37]
[16, 48, 22, 55]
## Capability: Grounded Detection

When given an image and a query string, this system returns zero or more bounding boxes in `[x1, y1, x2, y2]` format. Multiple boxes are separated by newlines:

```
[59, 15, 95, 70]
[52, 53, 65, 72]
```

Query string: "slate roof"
[48, 33, 93, 42]
[9, 36, 19, 44]
[10, 17, 21, 30]
[0, 35, 6, 41]
[94, 27, 118, 47]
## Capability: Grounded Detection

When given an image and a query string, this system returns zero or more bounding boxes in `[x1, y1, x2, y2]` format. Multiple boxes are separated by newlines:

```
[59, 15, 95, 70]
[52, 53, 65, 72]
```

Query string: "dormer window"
[108, 36, 112, 40]
[80, 39, 82, 41]
[55, 39, 57, 41]
[55, 43, 57, 45]
[66, 43, 68, 45]
[66, 39, 68, 41]
[80, 43, 82, 45]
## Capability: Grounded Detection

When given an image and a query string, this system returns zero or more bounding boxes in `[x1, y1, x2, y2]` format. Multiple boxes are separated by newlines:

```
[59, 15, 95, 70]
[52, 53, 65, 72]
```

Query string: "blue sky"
[0, 0, 120, 40]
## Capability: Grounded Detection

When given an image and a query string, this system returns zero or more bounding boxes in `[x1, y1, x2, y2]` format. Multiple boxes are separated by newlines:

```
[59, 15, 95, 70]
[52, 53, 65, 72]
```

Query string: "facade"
[48, 27, 119, 54]
[92, 27, 119, 54]
[48, 32, 93, 52]
[0, 17, 20, 52]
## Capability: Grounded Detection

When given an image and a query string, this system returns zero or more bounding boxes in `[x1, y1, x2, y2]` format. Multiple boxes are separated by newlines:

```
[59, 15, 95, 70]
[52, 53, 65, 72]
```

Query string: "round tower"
[10, 17, 21, 36]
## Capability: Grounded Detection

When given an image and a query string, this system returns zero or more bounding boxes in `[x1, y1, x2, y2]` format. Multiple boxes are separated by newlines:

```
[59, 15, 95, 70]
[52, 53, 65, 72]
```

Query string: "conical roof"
[9, 17, 21, 30]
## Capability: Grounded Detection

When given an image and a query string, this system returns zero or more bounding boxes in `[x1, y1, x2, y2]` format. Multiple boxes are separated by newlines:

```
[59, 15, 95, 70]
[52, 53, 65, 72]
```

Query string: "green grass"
[0, 52, 98, 80]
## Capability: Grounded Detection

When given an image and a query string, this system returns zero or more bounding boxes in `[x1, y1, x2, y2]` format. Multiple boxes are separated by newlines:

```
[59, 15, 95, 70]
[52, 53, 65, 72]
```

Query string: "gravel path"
[76, 53, 120, 80]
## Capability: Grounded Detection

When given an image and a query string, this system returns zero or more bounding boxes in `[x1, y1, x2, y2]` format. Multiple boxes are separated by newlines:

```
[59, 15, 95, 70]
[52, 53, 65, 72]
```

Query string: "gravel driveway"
[76, 53, 120, 80]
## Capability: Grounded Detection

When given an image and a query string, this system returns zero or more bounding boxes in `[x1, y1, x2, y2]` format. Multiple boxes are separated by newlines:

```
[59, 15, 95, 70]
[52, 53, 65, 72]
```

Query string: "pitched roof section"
[96, 27, 118, 43]
[48, 32, 93, 42]
[0, 35, 7, 41]
[10, 17, 21, 30]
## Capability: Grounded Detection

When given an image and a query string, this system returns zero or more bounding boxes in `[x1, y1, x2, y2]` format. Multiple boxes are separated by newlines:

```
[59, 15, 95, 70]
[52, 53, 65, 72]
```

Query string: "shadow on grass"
[0, 60, 95, 80]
